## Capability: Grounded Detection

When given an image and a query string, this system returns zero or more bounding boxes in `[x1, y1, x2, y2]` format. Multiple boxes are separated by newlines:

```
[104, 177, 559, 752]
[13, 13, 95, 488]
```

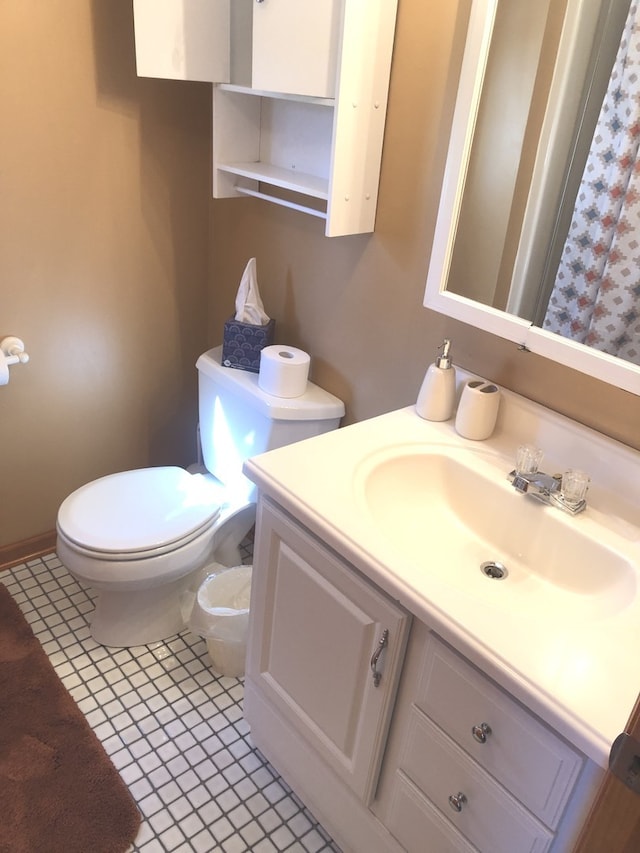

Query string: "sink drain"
[480, 561, 508, 580]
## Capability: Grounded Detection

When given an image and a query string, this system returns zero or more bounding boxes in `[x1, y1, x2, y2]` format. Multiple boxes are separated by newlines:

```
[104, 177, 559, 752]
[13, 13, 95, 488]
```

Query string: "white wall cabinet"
[132, 0, 398, 236]
[245, 497, 603, 853]
[213, 0, 398, 236]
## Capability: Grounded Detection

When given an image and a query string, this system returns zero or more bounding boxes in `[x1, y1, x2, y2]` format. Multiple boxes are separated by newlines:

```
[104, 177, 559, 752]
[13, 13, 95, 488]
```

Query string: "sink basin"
[356, 446, 636, 620]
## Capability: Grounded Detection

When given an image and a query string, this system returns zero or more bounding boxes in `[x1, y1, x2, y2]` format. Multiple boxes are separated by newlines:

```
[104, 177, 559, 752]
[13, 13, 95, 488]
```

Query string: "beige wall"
[2, 0, 638, 549]
[0, 1, 212, 547]
[210, 0, 640, 443]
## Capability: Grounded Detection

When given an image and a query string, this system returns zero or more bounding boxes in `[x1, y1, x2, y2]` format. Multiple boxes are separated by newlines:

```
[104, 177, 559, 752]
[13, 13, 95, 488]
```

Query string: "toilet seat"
[57, 467, 222, 558]
[56, 519, 215, 562]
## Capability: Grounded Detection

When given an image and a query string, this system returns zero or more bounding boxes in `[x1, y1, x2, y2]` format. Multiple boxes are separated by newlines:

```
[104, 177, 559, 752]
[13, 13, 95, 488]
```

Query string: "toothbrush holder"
[455, 379, 501, 440]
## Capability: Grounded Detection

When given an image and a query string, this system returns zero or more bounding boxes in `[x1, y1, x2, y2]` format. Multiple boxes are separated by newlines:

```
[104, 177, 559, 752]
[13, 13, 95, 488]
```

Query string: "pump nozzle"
[436, 339, 452, 369]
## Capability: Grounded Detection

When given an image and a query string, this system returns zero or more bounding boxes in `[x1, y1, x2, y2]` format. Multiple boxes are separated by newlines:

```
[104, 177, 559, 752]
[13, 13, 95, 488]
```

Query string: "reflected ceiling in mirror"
[424, 0, 640, 394]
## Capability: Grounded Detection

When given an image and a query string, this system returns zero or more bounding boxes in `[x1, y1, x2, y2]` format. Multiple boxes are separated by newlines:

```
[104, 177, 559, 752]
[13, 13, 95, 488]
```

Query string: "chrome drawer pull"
[448, 791, 467, 813]
[370, 629, 389, 687]
[472, 722, 492, 743]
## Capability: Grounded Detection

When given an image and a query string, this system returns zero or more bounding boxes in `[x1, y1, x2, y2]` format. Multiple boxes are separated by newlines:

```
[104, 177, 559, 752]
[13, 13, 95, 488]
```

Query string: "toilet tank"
[196, 346, 344, 502]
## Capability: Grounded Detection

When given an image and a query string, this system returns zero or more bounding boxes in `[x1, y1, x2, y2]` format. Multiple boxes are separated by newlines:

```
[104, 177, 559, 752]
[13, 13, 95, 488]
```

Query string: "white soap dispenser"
[416, 339, 456, 421]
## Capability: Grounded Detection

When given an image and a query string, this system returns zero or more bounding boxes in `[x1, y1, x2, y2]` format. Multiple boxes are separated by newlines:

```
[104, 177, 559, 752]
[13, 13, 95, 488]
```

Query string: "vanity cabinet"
[133, 0, 398, 236]
[245, 495, 602, 853]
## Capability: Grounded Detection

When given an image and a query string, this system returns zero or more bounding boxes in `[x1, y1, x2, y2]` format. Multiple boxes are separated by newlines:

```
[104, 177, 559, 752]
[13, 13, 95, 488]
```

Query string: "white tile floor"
[1, 550, 341, 853]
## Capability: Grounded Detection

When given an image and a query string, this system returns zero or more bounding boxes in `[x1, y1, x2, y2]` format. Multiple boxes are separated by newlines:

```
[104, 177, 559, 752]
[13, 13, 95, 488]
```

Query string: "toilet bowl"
[56, 345, 344, 647]
[56, 466, 256, 646]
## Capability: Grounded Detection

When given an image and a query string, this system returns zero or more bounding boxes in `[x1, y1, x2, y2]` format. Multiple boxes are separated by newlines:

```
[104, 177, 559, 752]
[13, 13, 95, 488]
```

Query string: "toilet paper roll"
[258, 345, 311, 398]
[455, 379, 501, 440]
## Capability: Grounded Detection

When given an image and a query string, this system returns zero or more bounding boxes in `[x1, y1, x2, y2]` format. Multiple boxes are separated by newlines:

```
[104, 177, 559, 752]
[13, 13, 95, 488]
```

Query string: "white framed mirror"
[425, 0, 640, 395]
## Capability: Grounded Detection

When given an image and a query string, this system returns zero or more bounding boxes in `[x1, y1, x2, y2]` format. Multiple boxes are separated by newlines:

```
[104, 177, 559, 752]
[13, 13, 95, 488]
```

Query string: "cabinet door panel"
[133, 0, 230, 82]
[252, 0, 341, 97]
[265, 540, 377, 752]
[246, 499, 410, 802]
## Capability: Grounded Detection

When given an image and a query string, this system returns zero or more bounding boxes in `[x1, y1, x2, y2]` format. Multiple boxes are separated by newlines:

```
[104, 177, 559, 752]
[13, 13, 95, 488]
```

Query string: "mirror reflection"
[447, 0, 640, 367]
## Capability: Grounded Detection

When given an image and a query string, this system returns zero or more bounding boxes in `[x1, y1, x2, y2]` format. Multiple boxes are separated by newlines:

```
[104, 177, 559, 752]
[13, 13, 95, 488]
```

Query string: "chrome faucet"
[508, 446, 589, 515]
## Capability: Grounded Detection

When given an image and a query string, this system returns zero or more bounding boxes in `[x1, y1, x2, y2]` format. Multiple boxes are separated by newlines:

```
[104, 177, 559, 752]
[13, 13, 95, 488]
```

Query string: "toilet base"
[58, 500, 259, 648]
[91, 574, 193, 647]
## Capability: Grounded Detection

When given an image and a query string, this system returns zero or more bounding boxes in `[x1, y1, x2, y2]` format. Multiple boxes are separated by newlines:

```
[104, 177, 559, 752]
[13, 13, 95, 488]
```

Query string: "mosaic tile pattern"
[1, 552, 341, 853]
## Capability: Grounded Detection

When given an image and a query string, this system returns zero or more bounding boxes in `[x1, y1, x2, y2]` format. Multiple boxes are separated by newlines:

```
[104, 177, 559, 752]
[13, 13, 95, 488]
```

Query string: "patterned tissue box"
[222, 317, 276, 373]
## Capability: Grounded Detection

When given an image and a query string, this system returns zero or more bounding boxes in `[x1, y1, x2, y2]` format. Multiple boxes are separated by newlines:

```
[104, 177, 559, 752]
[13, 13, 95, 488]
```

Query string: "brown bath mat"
[0, 583, 141, 853]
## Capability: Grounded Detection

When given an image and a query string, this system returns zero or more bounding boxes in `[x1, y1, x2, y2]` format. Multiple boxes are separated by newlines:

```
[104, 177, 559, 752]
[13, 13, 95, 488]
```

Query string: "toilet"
[56, 345, 344, 647]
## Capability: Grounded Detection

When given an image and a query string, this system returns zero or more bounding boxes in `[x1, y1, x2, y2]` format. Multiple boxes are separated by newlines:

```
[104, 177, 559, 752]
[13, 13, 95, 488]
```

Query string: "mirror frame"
[424, 0, 640, 395]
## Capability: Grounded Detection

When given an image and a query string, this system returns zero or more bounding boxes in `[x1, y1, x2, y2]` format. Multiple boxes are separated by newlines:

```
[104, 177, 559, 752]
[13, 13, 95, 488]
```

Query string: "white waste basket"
[188, 565, 252, 677]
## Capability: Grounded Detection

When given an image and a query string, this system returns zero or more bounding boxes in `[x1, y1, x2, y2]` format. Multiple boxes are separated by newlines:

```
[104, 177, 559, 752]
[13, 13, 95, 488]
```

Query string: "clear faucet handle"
[516, 444, 544, 476]
[561, 469, 590, 507]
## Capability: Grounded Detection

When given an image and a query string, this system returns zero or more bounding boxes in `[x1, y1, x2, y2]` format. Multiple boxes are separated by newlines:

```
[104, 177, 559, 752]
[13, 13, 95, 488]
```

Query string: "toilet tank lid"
[196, 346, 345, 421]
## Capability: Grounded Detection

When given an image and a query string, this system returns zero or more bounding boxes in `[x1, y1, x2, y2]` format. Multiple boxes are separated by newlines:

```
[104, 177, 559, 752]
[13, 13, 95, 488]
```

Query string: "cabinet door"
[133, 0, 230, 82]
[245, 499, 411, 803]
[252, 0, 342, 97]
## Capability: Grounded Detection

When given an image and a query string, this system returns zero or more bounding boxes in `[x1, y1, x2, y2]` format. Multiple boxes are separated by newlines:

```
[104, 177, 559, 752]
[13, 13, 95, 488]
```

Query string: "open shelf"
[211, 1, 398, 237]
[217, 162, 329, 200]
[217, 83, 334, 108]
[134, 1, 399, 236]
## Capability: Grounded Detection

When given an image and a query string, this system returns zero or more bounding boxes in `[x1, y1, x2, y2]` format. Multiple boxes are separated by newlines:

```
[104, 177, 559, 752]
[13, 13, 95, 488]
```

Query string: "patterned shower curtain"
[543, 0, 640, 365]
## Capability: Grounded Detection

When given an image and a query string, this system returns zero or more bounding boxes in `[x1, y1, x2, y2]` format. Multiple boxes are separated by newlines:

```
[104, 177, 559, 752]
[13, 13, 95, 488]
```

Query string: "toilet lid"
[57, 467, 222, 554]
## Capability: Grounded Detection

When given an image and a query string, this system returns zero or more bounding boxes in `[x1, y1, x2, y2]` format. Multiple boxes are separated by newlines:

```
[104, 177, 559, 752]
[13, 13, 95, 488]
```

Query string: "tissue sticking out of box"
[235, 258, 270, 325]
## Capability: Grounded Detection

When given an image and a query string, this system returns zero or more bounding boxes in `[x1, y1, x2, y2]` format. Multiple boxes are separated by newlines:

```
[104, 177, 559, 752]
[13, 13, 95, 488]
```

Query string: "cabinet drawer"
[400, 709, 553, 853]
[417, 638, 582, 828]
[388, 771, 479, 853]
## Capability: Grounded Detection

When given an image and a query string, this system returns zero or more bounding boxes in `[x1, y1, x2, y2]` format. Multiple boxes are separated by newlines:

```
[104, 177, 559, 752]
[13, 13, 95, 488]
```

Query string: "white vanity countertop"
[244, 389, 640, 769]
